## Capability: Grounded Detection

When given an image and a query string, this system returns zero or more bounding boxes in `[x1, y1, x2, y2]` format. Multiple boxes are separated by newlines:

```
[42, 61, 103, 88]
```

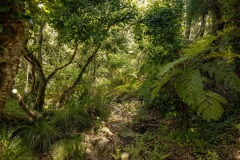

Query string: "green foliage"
[175, 69, 205, 106]
[52, 100, 93, 136]
[51, 137, 86, 160]
[63, 137, 87, 160]
[122, 112, 239, 159]
[202, 62, 240, 92]
[21, 119, 60, 154]
[183, 35, 216, 56]
[3, 98, 29, 121]
[52, 84, 110, 135]
[0, 124, 34, 160]
[144, 2, 183, 47]
[123, 133, 170, 160]
[148, 33, 240, 121]
[134, 1, 183, 64]
[196, 91, 226, 121]
[51, 0, 135, 43]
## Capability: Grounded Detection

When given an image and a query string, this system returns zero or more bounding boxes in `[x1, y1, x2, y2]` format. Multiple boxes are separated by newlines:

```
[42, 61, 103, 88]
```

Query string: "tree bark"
[0, 4, 25, 116]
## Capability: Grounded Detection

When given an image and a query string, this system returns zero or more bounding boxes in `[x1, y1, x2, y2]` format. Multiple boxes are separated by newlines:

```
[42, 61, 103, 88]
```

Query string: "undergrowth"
[1, 85, 111, 158]
[0, 123, 35, 160]
[117, 108, 240, 160]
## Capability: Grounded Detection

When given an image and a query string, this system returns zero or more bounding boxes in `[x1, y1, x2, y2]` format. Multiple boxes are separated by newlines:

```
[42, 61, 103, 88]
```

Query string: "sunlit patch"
[12, 89, 17, 94]
[38, 3, 44, 9]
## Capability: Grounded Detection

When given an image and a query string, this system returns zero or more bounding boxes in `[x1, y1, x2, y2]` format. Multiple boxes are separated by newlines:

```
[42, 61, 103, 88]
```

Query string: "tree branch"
[13, 92, 38, 120]
[46, 43, 78, 82]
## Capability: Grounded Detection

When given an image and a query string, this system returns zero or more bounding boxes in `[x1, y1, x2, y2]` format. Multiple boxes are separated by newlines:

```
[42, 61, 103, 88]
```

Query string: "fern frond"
[175, 69, 205, 106]
[203, 62, 240, 92]
[183, 35, 216, 56]
[156, 56, 188, 78]
[224, 72, 240, 92]
[196, 91, 226, 121]
[207, 51, 240, 61]
[151, 69, 181, 100]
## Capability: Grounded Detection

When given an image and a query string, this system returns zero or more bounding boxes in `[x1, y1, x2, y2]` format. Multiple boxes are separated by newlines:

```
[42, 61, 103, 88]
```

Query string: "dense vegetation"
[0, 0, 239, 159]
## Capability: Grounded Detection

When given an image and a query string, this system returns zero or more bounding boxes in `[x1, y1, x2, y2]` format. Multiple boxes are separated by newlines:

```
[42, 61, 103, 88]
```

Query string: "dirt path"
[84, 100, 140, 160]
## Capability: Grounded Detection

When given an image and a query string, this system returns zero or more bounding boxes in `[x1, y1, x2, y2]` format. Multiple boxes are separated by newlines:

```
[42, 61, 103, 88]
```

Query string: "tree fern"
[175, 69, 227, 120]
[175, 69, 204, 106]
[183, 35, 216, 56]
[224, 72, 240, 92]
[203, 61, 240, 92]
[149, 35, 240, 121]
[151, 69, 181, 100]
[151, 67, 228, 120]
[156, 56, 188, 78]
[195, 91, 226, 121]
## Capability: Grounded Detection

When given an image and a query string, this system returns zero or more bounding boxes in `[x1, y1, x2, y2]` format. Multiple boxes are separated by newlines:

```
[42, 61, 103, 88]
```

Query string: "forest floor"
[84, 100, 140, 160]
[82, 99, 240, 160]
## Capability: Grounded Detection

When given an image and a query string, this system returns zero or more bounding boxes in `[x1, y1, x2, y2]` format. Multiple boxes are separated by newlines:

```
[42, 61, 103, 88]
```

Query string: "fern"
[151, 69, 181, 100]
[174, 69, 227, 120]
[183, 35, 216, 56]
[152, 67, 227, 120]
[195, 91, 226, 121]
[203, 61, 240, 92]
[148, 35, 240, 121]
[175, 69, 205, 107]
[156, 56, 188, 78]
[224, 72, 240, 92]
[207, 51, 240, 61]
[151, 55, 190, 100]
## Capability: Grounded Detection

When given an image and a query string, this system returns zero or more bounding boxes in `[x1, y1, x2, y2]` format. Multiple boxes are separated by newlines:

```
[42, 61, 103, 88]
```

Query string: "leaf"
[206, 61, 240, 92]
[183, 35, 216, 56]
[206, 92, 227, 104]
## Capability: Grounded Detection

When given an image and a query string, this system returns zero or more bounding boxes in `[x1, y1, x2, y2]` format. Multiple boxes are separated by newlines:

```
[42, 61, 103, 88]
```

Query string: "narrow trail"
[84, 100, 140, 160]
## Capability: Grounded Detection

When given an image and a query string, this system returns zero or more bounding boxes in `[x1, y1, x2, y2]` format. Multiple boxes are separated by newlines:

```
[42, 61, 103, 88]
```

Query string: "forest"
[0, 0, 240, 159]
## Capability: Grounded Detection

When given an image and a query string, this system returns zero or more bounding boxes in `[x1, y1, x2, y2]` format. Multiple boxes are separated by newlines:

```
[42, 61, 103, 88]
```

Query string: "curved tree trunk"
[0, 4, 25, 116]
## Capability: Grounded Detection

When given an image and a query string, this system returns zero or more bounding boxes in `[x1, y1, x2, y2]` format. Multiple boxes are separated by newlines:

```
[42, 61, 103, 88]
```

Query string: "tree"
[0, 1, 26, 116]
[50, 0, 135, 107]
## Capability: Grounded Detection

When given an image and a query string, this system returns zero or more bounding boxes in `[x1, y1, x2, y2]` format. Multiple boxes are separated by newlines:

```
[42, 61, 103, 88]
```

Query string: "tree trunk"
[34, 80, 47, 112]
[185, 19, 192, 39]
[0, 4, 25, 116]
[184, 0, 191, 39]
